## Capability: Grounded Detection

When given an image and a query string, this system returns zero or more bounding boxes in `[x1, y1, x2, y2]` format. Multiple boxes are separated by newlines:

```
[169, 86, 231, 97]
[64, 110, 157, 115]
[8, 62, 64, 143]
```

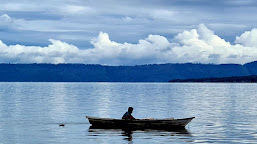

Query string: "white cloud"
[1, 24, 257, 65]
[0, 14, 12, 22]
[0, 14, 14, 27]
[235, 28, 257, 47]
[0, 39, 80, 64]
[1, 0, 257, 43]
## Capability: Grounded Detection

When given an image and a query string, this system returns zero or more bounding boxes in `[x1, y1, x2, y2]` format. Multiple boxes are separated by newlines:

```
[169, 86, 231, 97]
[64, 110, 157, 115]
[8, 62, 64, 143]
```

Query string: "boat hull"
[86, 116, 195, 130]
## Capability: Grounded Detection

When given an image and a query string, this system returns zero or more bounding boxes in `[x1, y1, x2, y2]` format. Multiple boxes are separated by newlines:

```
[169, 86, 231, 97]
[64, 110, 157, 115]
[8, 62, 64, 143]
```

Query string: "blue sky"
[1, 0, 257, 65]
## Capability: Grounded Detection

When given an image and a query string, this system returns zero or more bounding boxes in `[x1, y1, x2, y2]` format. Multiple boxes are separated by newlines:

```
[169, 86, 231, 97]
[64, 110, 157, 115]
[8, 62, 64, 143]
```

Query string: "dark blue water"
[0, 82, 257, 144]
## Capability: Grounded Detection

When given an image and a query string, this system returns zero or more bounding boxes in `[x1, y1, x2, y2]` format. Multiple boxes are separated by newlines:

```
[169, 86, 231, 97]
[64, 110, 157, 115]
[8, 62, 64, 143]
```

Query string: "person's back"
[122, 107, 135, 120]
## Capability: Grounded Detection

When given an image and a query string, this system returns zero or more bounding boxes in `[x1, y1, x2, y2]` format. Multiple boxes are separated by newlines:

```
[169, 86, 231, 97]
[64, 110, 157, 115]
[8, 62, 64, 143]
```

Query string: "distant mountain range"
[1, 61, 257, 82]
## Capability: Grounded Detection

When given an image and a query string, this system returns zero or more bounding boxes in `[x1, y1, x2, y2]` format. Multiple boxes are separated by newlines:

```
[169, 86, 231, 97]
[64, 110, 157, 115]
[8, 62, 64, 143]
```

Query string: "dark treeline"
[0, 61, 257, 82]
[169, 75, 257, 83]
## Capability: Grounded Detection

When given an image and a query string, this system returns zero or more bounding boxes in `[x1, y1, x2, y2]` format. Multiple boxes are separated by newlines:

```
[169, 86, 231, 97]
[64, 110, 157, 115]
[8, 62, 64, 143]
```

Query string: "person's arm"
[129, 115, 135, 119]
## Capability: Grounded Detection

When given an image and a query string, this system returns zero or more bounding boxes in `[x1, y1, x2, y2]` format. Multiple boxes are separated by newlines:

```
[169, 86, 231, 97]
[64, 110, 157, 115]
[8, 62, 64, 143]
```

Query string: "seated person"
[122, 107, 135, 120]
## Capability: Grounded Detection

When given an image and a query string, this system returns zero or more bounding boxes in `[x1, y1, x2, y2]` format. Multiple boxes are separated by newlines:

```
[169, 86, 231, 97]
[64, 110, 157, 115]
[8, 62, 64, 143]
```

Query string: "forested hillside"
[0, 61, 256, 82]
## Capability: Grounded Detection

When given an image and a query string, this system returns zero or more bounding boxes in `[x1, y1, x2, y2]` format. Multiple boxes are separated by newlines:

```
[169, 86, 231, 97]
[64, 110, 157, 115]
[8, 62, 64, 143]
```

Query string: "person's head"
[128, 107, 133, 114]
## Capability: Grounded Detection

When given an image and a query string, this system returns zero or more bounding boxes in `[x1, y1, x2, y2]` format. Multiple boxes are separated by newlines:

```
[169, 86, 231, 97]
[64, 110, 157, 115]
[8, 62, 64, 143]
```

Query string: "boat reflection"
[88, 126, 193, 143]
[121, 130, 133, 141]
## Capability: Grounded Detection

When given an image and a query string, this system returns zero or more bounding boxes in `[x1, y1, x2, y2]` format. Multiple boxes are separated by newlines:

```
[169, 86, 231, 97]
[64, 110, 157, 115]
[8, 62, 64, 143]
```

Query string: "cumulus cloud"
[0, 39, 79, 63]
[235, 28, 257, 47]
[1, 24, 257, 65]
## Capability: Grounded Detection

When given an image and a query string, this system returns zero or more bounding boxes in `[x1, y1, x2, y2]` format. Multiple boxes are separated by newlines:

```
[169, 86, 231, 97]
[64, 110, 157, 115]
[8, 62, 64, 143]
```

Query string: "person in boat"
[122, 107, 135, 120]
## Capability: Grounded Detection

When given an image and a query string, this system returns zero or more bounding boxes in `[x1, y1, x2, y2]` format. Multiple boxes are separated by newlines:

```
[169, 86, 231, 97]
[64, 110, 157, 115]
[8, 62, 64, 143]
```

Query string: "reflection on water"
[88, 128, 193, 143]
[1, 83, 257, 143]
[122, 130, 133, 141]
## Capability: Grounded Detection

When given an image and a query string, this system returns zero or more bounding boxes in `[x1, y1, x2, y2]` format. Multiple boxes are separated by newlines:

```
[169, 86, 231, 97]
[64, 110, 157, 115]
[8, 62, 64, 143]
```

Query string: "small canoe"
[86, 116, 195, 130]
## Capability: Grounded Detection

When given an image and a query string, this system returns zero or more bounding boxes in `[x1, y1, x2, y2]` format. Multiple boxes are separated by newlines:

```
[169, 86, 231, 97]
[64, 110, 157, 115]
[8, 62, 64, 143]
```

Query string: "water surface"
[0, 82, 257, 143]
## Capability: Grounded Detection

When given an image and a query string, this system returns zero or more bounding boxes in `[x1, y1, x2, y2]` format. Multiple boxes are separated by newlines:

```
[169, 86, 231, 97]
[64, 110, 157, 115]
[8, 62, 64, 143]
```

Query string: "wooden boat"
[86, 116, 195, 130]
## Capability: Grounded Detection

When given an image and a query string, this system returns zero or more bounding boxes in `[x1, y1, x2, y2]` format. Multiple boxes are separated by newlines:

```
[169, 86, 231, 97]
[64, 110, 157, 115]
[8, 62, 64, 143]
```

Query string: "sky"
[1, 0, 257, 65]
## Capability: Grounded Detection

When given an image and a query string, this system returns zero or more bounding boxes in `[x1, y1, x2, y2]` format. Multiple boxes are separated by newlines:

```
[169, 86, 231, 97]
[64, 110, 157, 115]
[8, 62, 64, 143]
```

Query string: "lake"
[0, 82, 257, 144]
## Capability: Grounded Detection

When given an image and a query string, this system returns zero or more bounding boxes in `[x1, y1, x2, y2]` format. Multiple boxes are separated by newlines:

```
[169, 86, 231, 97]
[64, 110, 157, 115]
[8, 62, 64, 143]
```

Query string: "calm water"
[0, 82, 257, 144]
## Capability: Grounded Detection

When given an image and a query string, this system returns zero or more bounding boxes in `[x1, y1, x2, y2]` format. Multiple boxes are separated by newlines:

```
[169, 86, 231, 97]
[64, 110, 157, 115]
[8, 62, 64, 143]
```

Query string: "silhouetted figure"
[122, 107, 135, 120]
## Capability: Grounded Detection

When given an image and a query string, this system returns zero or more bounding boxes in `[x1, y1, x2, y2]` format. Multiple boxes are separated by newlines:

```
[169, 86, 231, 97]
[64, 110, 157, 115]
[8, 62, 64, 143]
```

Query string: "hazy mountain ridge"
[0, 61, 256, 82]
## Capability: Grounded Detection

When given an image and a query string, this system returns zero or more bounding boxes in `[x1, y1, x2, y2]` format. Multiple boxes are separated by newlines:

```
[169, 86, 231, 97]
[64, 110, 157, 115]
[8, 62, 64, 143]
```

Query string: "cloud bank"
[1, 24, 257, 65]
[1, 1, 257, 49]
